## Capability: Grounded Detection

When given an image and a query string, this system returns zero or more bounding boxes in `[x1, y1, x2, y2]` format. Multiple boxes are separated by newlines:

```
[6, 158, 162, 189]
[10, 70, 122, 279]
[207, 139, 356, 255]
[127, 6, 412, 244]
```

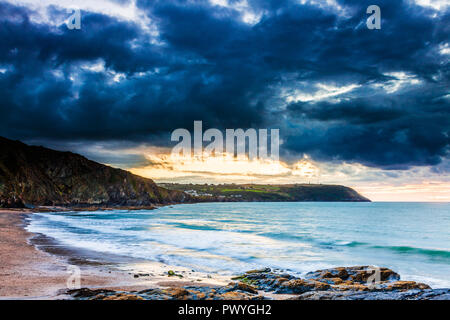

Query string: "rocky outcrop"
[65, 266, 449, 300]
[294, 288, 450, 300]
[232, 266, 441, 299]
[305, 266, 400, 284]
[67, 284, 264, 300]
[0, 137, 190, 208]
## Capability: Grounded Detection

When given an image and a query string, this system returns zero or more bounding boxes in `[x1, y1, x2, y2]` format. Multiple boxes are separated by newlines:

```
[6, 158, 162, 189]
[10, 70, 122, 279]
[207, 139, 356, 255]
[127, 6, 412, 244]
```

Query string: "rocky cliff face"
[0, 137, 189, 208]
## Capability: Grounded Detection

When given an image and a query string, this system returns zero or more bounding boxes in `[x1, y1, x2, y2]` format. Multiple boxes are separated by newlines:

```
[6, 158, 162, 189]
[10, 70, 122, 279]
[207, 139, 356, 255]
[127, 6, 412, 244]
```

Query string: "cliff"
[0, 137, 189, 208]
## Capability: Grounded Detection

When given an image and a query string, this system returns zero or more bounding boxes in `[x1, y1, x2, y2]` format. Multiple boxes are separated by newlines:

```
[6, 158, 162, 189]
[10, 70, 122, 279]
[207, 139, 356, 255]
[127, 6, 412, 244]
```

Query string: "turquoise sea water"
[26, 202, 450, 288]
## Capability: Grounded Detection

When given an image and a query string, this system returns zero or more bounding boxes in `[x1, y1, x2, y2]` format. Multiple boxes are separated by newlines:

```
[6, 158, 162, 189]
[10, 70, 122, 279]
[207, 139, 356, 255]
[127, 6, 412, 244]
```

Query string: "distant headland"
[159, 183, 370, 202]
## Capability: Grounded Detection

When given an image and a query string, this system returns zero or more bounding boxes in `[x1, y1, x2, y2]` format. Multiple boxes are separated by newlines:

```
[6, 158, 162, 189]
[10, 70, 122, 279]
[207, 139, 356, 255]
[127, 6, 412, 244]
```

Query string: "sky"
[0, 0, 449, 201]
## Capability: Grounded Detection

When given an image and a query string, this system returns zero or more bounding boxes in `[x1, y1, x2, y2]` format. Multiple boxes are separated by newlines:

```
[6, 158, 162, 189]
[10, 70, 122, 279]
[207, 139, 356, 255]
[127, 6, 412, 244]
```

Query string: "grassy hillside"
[158, 183, 371, 202]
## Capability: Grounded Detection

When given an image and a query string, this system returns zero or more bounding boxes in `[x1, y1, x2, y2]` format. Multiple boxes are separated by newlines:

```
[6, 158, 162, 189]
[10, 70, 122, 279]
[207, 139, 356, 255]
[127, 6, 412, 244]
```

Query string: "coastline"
[0, 209, 129, 298]
[1, 208, 449, 300]
[0, 208, 230, 299]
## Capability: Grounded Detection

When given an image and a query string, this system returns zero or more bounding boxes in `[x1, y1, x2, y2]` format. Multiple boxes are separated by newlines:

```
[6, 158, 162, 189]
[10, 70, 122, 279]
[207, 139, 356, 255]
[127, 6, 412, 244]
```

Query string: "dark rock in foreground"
[294, 288, 450, 300]
[67, 284, 265, 301]
[66, 266, 449, 300]
[234, 266, 446, 300]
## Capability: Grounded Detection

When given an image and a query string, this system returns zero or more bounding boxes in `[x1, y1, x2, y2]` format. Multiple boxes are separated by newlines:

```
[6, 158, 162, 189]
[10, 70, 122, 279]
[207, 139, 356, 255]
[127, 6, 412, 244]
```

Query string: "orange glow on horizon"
[356, 182, 450, 202]
[130, 152, 319, 182]
[122, 152, 450, 202]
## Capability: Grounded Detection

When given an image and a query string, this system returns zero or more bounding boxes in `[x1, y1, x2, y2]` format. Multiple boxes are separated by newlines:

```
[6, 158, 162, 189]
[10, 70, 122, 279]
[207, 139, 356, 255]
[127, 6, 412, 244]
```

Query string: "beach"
[1, 203, 449, 300]
[0, 209, 231, 299]
[0, 209, 121, 298]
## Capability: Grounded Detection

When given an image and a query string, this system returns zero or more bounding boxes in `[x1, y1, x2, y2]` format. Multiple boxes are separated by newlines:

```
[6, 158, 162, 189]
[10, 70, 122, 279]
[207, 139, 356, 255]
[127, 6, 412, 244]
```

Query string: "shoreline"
[0, 209, 231, 299]
[0, 209, 135, 298]
[1, 208, 449, 300]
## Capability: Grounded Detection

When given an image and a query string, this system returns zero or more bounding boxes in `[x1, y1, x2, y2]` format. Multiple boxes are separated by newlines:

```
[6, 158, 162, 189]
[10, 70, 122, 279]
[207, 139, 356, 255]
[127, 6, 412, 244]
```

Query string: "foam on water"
[26, 202, 450, 287]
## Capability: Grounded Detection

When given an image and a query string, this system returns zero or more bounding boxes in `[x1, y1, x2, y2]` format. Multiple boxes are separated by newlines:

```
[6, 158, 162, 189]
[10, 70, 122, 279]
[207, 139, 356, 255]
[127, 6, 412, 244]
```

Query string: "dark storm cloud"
[0, 4, 161, 74]
[0, 1, 266, 143]
[284, 82, 450, 169]
[0, 0, 448, 169]
[287, 79, 450, 167]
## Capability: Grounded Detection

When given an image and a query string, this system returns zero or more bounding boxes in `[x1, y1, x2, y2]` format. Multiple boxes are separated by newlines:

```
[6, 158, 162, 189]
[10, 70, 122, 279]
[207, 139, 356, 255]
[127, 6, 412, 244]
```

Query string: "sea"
[26, 202, 450, 288]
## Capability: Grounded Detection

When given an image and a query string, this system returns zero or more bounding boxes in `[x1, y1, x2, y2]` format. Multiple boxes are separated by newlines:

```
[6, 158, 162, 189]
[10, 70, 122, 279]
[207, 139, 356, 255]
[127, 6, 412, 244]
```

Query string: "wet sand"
[0, 209, 228, 299]
[0, 210, 128, 298]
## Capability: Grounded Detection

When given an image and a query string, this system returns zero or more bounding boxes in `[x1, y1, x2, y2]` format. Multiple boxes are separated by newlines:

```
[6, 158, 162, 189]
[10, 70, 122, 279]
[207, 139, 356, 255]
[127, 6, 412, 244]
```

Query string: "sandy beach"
[0, 209, 119, 298]
[0, 209, 230, 299]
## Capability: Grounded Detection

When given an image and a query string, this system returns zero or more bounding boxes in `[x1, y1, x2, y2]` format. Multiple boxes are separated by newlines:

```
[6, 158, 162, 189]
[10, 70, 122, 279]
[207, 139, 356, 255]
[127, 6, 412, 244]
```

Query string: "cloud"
[0, 0, 448, 173]
[285, 83, 361, 103]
